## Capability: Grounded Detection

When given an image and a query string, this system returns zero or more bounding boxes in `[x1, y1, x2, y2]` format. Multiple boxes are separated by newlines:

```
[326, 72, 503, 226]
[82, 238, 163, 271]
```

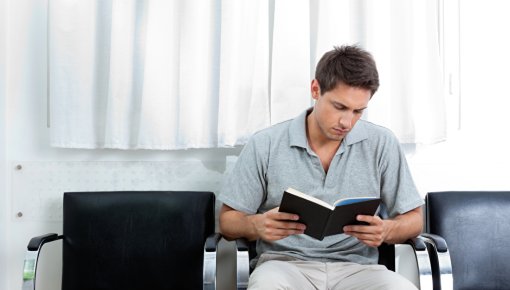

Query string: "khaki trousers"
[248, 254, 418, 290]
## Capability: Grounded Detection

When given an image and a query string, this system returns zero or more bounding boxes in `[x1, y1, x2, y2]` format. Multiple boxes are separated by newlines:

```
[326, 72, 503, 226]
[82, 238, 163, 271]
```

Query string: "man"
[219, 45, 423, 289]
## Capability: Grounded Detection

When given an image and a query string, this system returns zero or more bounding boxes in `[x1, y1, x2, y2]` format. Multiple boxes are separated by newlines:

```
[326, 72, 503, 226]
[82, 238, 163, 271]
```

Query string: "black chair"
[22, 191, 219, 290]
[234, 235, 435, 289]
[423, 191, 510, 290]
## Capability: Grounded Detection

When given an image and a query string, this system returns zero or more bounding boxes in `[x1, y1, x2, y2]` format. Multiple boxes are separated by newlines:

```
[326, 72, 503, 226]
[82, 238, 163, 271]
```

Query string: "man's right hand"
[219, 205, 306, 242]
[251, 207, 306, 241]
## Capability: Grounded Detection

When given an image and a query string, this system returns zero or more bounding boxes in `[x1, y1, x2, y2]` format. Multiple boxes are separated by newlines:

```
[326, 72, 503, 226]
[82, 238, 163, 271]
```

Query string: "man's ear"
[311, 79, 321, 100]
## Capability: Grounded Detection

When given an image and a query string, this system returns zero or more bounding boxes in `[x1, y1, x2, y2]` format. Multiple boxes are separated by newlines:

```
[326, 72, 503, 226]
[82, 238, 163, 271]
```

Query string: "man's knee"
[248, 260, 322, 290]
[372, 271, 418, 290]
[331, 264, 418, 290]
[248, 261, 292, 290]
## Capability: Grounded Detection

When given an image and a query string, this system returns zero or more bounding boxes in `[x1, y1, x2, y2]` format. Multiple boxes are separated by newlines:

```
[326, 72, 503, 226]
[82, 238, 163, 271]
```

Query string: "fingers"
[267, 207, 300, 221]
[261, 219, 306, 241]
[343, 215, 385, 247]
[257, 208, 306, 242]
[355, 214, 378, 224]
[343, 215, 382, 232]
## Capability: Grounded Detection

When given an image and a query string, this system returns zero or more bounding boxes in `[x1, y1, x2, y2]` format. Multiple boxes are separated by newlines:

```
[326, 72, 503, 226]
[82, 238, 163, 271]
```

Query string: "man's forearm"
[383, 207, 423, 244]
[219, 205, 260, 241]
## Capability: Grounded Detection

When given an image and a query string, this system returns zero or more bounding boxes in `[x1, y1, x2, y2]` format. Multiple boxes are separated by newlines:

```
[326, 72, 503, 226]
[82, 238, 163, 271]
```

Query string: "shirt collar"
[289, 108, 368, 150]
[344, 118, 369, 146]
[289, 108, 311, 149]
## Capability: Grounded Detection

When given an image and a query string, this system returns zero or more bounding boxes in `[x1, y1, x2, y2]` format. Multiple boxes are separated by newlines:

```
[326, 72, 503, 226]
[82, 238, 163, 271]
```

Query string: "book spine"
[319, 214, 335, 240]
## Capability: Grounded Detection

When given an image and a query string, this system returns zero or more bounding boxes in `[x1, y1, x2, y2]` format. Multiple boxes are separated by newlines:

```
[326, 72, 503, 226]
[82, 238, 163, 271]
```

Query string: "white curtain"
[50, 0, 224, 149]
[313, 0, 446, 143]
[50, 0, 446, 149]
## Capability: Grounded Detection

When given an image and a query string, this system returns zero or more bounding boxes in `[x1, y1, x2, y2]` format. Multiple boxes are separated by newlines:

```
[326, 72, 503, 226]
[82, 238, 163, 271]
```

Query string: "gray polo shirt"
[219, 108, 424, 266]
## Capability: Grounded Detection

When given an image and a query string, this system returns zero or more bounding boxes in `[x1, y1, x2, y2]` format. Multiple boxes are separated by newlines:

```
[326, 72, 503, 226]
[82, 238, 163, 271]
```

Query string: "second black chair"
[424, 191, 510, 290]
[22, 191, 219, 290]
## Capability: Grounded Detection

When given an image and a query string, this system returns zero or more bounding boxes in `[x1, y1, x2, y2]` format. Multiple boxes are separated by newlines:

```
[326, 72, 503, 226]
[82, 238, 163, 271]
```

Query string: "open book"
[278, 187, 381, 240]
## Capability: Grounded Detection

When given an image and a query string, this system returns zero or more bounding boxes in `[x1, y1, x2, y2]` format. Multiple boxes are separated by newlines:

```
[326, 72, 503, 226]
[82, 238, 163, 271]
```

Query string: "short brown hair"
[315, 45, 379, 96]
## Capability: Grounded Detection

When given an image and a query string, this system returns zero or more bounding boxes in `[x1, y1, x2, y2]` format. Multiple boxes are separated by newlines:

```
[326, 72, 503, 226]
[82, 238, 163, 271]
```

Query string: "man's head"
[314, 45, 379, 97]
[308, 45, 379, 143]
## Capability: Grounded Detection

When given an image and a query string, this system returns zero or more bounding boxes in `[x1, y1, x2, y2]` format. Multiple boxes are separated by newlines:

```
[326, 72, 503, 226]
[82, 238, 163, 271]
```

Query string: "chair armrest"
[393, 236, 433, 290]
[405, 236, 427, 251]
[420, 233, 453, 290]
[420, 233, 448, 252]
[23, 233, 63, 290]
[27, 233, 61, 251]
[203, 233, 220, 290]
[235, 238, 250, 251]
[205, 233, 221, 252]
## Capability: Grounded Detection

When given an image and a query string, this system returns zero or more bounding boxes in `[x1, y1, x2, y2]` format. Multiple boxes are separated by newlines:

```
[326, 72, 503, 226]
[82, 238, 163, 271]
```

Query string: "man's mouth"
[332, 128, 349, 135]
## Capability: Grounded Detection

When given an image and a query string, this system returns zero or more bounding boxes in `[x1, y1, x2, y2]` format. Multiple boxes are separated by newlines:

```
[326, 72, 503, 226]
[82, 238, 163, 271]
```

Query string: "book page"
[334, 197, 378, 206]
[286, 188, 334, 210]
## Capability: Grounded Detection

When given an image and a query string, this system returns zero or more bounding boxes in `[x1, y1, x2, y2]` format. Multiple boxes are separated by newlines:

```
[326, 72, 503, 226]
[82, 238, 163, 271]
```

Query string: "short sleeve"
[218, 133, 270, 214]
[378, 134, 424, 217]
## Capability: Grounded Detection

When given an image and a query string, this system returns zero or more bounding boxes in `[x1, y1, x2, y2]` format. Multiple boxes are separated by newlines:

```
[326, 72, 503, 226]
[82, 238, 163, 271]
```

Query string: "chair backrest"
[426, 191, 510, 290]
[62, 191, 215, 290]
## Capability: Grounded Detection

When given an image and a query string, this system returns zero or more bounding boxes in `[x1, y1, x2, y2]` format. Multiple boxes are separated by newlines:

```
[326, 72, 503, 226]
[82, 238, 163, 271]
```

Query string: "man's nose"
[339, 112, 353, 129]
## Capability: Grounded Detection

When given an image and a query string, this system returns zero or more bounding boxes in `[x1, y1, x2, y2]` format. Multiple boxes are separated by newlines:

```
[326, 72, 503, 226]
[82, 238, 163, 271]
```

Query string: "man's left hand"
[342, 215, 388, 247]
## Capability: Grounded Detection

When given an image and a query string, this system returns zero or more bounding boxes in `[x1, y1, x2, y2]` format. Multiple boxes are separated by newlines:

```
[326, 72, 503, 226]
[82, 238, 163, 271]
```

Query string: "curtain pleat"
[217, 0, 271, 147]
[270, 0, 311, 125]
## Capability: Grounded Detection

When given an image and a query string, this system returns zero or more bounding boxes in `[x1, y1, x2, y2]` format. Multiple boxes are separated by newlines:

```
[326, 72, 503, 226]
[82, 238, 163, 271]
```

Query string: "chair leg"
[233, 239, 250, 290]
[236, 248, 249, 290]
[421, 234, 453, 290]
[414, 243, 434, 290]
[22, 233, 62, 290]
[204, 233, 221, 290]
[22, 250, 38, 290]
[203, 250, 217, 290]
[400, 237, 435, 290]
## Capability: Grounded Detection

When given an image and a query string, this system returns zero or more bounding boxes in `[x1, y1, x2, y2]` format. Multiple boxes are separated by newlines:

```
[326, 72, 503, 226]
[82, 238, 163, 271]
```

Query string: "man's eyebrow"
[332, 101, 367, 111]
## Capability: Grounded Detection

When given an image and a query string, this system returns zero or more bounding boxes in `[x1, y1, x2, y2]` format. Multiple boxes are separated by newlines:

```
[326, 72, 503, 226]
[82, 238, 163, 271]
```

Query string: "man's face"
[310, 80, 371, 142]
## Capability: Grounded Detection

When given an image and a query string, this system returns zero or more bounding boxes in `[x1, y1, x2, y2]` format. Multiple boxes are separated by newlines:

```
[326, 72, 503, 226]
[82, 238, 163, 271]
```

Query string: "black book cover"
[278, 188, 381, 240]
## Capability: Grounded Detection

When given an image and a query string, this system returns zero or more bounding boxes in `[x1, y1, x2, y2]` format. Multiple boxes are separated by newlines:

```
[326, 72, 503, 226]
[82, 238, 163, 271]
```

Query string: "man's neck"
[306, 112, 342, 172]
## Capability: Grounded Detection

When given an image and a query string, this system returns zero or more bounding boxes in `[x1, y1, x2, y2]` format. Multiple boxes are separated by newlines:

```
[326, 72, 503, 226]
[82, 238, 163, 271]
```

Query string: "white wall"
[408, 0, 510, 195]
[2, 1, 510, 290]
[1, 0, 9, 288]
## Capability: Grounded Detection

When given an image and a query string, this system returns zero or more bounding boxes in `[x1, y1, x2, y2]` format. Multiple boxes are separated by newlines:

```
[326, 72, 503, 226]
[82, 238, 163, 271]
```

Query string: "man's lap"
[248, 253, 418, 290]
